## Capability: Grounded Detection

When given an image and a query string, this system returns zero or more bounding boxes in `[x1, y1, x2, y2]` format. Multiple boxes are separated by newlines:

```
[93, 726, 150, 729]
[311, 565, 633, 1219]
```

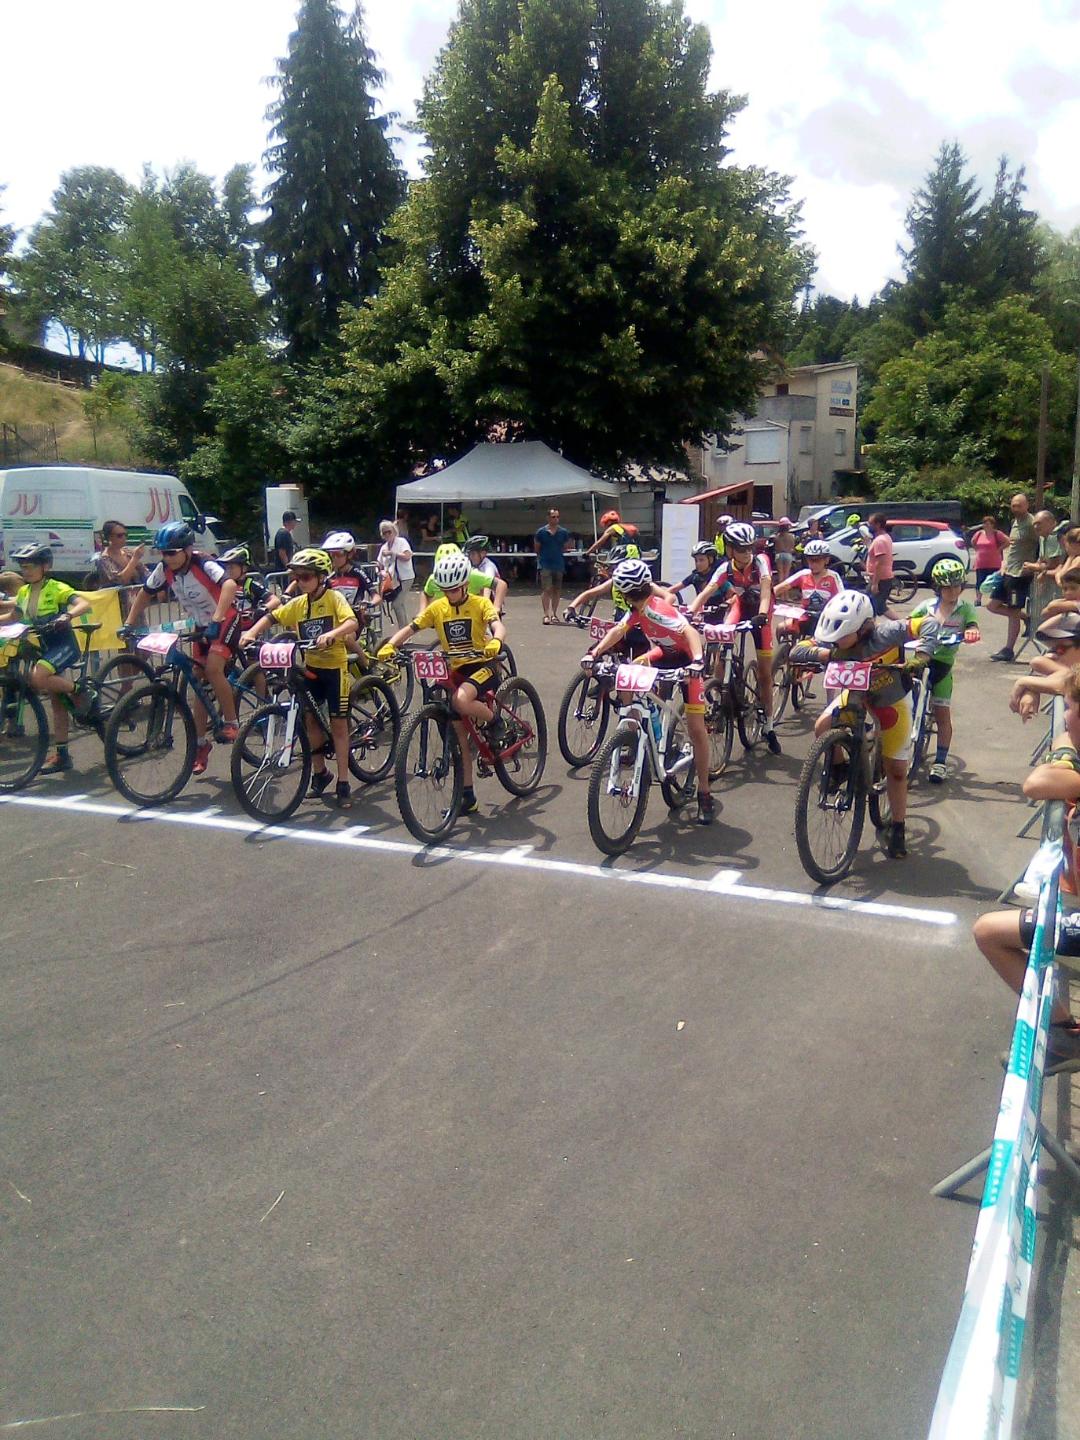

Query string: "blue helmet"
[154, 521, 194, 550]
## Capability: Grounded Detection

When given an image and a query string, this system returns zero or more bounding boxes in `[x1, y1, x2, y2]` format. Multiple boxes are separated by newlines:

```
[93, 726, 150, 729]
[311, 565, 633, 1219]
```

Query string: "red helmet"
[600, 510, 621, 528]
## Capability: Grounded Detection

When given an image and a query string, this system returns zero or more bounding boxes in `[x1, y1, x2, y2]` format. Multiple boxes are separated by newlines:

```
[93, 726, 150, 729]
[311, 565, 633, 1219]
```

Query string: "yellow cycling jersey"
[273, 587, 355, 669]
[412, 593, 499, 662]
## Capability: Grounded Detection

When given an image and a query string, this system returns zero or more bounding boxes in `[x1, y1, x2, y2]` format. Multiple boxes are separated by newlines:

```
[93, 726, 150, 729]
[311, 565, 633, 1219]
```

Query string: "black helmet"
[11, 543, 52, 566]
[464, 534, 490, 553]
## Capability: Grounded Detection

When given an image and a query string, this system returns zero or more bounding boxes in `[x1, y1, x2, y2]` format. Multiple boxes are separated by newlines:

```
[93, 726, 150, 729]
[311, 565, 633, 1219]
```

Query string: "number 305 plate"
[824, 659, 873, 691]
[414, 650, 451, 682]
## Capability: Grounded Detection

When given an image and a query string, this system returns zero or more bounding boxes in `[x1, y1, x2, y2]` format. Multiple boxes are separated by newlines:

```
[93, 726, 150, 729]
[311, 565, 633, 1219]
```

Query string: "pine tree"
[260, 0, 404, 358]
[976, 157, 1040, 302]
[898, 141, 982, 333]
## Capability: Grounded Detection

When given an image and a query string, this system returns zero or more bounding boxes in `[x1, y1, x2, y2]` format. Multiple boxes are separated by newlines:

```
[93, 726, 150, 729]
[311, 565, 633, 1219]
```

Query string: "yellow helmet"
[288, 547, 333, 576]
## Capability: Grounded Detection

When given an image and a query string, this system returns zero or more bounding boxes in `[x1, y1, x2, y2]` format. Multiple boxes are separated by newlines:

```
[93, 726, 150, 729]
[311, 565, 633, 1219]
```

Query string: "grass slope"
[0, 363, 140, 467]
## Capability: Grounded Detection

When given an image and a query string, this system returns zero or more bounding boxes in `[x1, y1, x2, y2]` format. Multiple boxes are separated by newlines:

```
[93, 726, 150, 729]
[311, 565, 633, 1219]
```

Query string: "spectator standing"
[864, 513, 895, 615]
[376, 520, 415, 629]
[444, 505, 471, 546]
[94, 520, 147, 588]
[773, 517, 796, 580]
[987, 492, 1037, 661]
[273, 511, 299, 571]
[535, 507, 571, 624]
[971, 515, 1011, 604]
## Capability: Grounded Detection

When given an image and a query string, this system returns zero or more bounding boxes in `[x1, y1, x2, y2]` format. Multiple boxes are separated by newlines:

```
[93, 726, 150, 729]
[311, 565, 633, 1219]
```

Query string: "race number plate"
[259, 641, 297, 669]
[701, 622, 735, 644]
[774, 604, 807, 621]
[824, 659, 873, 691]
[615, 662, 659, 693]
[0, 623, 29, 640]
[589, 617, 614, 642]
[414, 649, 451, 683]
[137, 631, 180, 656]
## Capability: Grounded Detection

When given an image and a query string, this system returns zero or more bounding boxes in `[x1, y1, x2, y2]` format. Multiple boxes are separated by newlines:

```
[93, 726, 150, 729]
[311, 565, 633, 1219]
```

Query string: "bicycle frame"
[598, 664, 693, 797]
[413, 649, 529, 768]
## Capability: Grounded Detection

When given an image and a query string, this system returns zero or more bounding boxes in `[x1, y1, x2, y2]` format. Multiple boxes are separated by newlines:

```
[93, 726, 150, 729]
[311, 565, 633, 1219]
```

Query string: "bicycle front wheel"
[0, 674, 49, 791]
[105, 682, 196, 807]
[587, 724, 650, 856]
[794, 727, 865, 884]
[737, 660, 764, 748]
[868, 737, 893, 829]
[499, 643, 518, 679]
[771, 645, 792, 724]
[231, 701, 312, 822]
[89, 653, 156, 731]
[376, 650, 414, 713]
[557, 670, 610, 768]
[704, 681, 734, 779]
[348, 675, 400, 783]
[907, 681, 932, 783]
[659, 707, 696, 809]
[395, 702, 463, 843]
[493, 676, 547, 796]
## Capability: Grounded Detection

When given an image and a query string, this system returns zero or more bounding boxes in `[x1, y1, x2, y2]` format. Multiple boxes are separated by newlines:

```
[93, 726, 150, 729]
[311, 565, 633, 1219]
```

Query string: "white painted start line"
[0, 792, 958, 930]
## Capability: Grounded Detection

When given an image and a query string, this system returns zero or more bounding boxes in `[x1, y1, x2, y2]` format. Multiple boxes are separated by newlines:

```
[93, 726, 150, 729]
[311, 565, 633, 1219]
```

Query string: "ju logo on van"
[144, 489, 175, 525]
[10, 493, 41, 516]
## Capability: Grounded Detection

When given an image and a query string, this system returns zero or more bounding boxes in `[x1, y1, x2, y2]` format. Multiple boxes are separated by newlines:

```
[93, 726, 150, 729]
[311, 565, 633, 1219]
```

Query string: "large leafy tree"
[863, 296, 1073, 483]
[261, 0, 404, 359]
[17, 166, 131, 361]
[314, 0, 810, 491]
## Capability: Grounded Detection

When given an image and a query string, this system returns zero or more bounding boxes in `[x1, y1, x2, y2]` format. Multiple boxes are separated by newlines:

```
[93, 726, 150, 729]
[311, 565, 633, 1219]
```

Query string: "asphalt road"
[0, 596, 1044, 1439]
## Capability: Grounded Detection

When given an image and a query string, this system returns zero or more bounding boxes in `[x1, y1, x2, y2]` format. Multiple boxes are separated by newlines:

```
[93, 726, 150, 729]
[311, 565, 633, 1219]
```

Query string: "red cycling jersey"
[715, 551, 771, 597]
[783, 567, 843, 604]
[617, 598, 704, 710]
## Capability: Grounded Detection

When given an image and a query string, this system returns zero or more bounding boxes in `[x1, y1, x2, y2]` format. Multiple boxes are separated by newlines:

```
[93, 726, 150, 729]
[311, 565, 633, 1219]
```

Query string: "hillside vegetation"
[0, 363, 142, 467]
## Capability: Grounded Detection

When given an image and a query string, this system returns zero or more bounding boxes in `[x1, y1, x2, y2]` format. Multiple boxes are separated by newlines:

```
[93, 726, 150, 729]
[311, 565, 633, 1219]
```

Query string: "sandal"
[542, 616, 551, 625]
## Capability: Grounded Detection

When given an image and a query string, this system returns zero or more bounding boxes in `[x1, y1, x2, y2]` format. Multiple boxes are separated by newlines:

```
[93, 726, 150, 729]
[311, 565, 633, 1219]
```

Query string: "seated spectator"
[1010, 613, 1080, 721]
[973, 662, 1080, 1066]
[1037, 561, 1080, 622]
[95, 521, 148, 588]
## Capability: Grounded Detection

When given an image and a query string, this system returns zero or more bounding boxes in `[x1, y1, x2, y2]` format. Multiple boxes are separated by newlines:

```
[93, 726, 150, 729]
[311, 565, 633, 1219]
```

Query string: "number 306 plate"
[824, 659, 873, 691]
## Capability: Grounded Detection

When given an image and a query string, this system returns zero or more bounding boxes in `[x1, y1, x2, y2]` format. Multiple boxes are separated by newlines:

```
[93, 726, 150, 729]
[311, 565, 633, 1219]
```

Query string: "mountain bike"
[906, 634, 962, 781]
[102, 628, 271, 806]
[394, 648, 546, 844]
[793, 657, 904, 883]
[585, 656, 701, 856]
[770, 603, 820, 723]
[0, 618, 156, 791]
[557, 613, 617, 766]
[693, 618, 763, 779]
[230, 638, 400, 822]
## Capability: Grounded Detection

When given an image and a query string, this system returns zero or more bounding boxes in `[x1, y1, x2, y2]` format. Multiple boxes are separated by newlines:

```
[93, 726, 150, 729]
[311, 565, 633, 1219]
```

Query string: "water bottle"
[649, 700, 662, 744]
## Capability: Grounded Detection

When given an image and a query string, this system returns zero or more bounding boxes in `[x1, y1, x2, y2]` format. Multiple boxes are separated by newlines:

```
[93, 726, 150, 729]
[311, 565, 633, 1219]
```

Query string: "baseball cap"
[1036, 612, 1080, 642]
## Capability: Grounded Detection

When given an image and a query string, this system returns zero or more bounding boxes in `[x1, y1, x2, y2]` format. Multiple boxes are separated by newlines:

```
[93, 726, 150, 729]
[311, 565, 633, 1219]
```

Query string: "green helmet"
[931, 557, 966, 588]
[434, 542, 464, 563]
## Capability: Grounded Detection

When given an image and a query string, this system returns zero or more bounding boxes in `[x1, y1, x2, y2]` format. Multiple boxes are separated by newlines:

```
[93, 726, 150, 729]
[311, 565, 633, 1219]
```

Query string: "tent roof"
[396, 442, 620, 504]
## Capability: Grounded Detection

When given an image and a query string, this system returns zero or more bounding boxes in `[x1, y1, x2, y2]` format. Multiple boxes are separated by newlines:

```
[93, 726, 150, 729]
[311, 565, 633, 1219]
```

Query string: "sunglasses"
[161, 548, 188, 556]
[292, 570, 319, 582]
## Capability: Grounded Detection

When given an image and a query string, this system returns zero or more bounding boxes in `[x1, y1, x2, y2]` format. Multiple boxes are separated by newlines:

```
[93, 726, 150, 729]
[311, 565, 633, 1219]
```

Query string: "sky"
[4, 0, 1080, 303]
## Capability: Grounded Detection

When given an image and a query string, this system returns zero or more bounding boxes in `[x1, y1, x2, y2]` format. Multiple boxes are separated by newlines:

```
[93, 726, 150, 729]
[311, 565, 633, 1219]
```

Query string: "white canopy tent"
[395, 441, 620, 541]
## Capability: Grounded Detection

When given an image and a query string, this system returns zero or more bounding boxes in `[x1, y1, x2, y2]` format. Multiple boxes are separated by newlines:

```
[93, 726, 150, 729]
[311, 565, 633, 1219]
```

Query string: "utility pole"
[1071, 353, 1080, 525]
[1035, 363, 1049, 508]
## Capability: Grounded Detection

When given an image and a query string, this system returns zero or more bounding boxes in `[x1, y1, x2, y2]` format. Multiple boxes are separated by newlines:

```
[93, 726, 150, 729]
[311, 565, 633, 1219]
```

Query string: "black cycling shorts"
[302, 664, 351, 719]
[1019, 908, 1080, 957]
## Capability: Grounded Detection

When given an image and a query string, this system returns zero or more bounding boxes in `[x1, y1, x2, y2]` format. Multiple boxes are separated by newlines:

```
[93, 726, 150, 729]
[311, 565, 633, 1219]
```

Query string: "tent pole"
[591, 492, 597, 542]
[440, 501, 444, 543]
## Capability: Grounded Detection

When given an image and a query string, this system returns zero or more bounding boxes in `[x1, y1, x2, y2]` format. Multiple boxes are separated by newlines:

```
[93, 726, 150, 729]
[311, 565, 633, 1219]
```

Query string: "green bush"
[868, 465, 1021, 525]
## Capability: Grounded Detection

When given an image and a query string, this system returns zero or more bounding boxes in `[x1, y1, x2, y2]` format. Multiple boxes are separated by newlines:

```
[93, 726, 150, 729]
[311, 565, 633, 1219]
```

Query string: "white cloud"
[3, 0, 1078, 303]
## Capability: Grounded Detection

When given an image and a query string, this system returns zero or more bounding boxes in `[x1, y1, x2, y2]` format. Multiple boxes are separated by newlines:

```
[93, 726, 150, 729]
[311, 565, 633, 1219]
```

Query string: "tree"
[977, 157, 1040, 302]
[182, 346, 295, 525]
[863, 296, 1074, 483]
[1033, 223, 1080, 353]
[261, 0, 404, 358]
[16, 167, 131, 362]
[898, 142, 982, 334]
[315, 0, 810, 492]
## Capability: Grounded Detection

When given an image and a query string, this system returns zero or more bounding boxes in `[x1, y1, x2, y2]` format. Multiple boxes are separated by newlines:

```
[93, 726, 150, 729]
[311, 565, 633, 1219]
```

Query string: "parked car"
[823, 519, 969, 584]
[796, 499, 964, 539]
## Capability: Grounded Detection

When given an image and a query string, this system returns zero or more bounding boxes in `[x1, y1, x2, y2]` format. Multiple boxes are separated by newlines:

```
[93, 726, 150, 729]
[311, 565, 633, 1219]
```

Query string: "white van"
[0, 467, 219, 578]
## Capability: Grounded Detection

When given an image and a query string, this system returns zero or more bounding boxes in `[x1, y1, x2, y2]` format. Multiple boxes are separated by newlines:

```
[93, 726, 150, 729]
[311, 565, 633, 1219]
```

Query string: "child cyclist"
[790, 590, 940, 858]
[243, 548, 359, 809]
[665, 541, 730, 615]
[772, 538, 844, 630]
[422, 543, 506, 611]
[123, 522, 242, 775]
[689, 520, 781, 754]
[379, 550, 507, 816]
[585, 558, 716, 826]
[908, 557, 980, 784]
[7, 542, 92, 774]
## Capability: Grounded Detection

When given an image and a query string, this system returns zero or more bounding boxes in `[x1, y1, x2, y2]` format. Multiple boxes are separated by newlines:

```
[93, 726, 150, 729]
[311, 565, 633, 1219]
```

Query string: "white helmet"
[322, 531, 356, 552]
[814, 589, 874, 643]
[717, 513, 734, 527]
[803, 538, 831, 558]
[726, 522, 755, 549]
[433, 551, 471, 590]
[612, 558, 652, 596]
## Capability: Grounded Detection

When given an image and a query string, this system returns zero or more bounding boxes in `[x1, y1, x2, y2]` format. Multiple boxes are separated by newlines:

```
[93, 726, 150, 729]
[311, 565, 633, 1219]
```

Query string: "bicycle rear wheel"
[587, 724, 650, 856]
[659, 708, 696, 809]
[557, 670, 610, 767]
[104, 682, 196, 806]
[736, 660, 764, 749]
[498, 643, 518, 679]
[0, 675, 48, 790]
[771, 645, 792, 723]
[703, 680, 734, 779]
[395, 702, 463, 843]
[376, 649, 414, 713]
[231, 701, 312, 822]
[868, 737, 893, 829]
[907, 680, 932, 783]
[493, 676, 547, 795]
[348, 675, 400, 783]
[794, 727, 865, 884]
[891, 568, 918, 604]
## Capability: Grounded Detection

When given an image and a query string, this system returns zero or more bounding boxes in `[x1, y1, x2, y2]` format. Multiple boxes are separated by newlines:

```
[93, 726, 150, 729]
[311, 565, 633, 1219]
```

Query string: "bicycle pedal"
[476, 759, 494, 777]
